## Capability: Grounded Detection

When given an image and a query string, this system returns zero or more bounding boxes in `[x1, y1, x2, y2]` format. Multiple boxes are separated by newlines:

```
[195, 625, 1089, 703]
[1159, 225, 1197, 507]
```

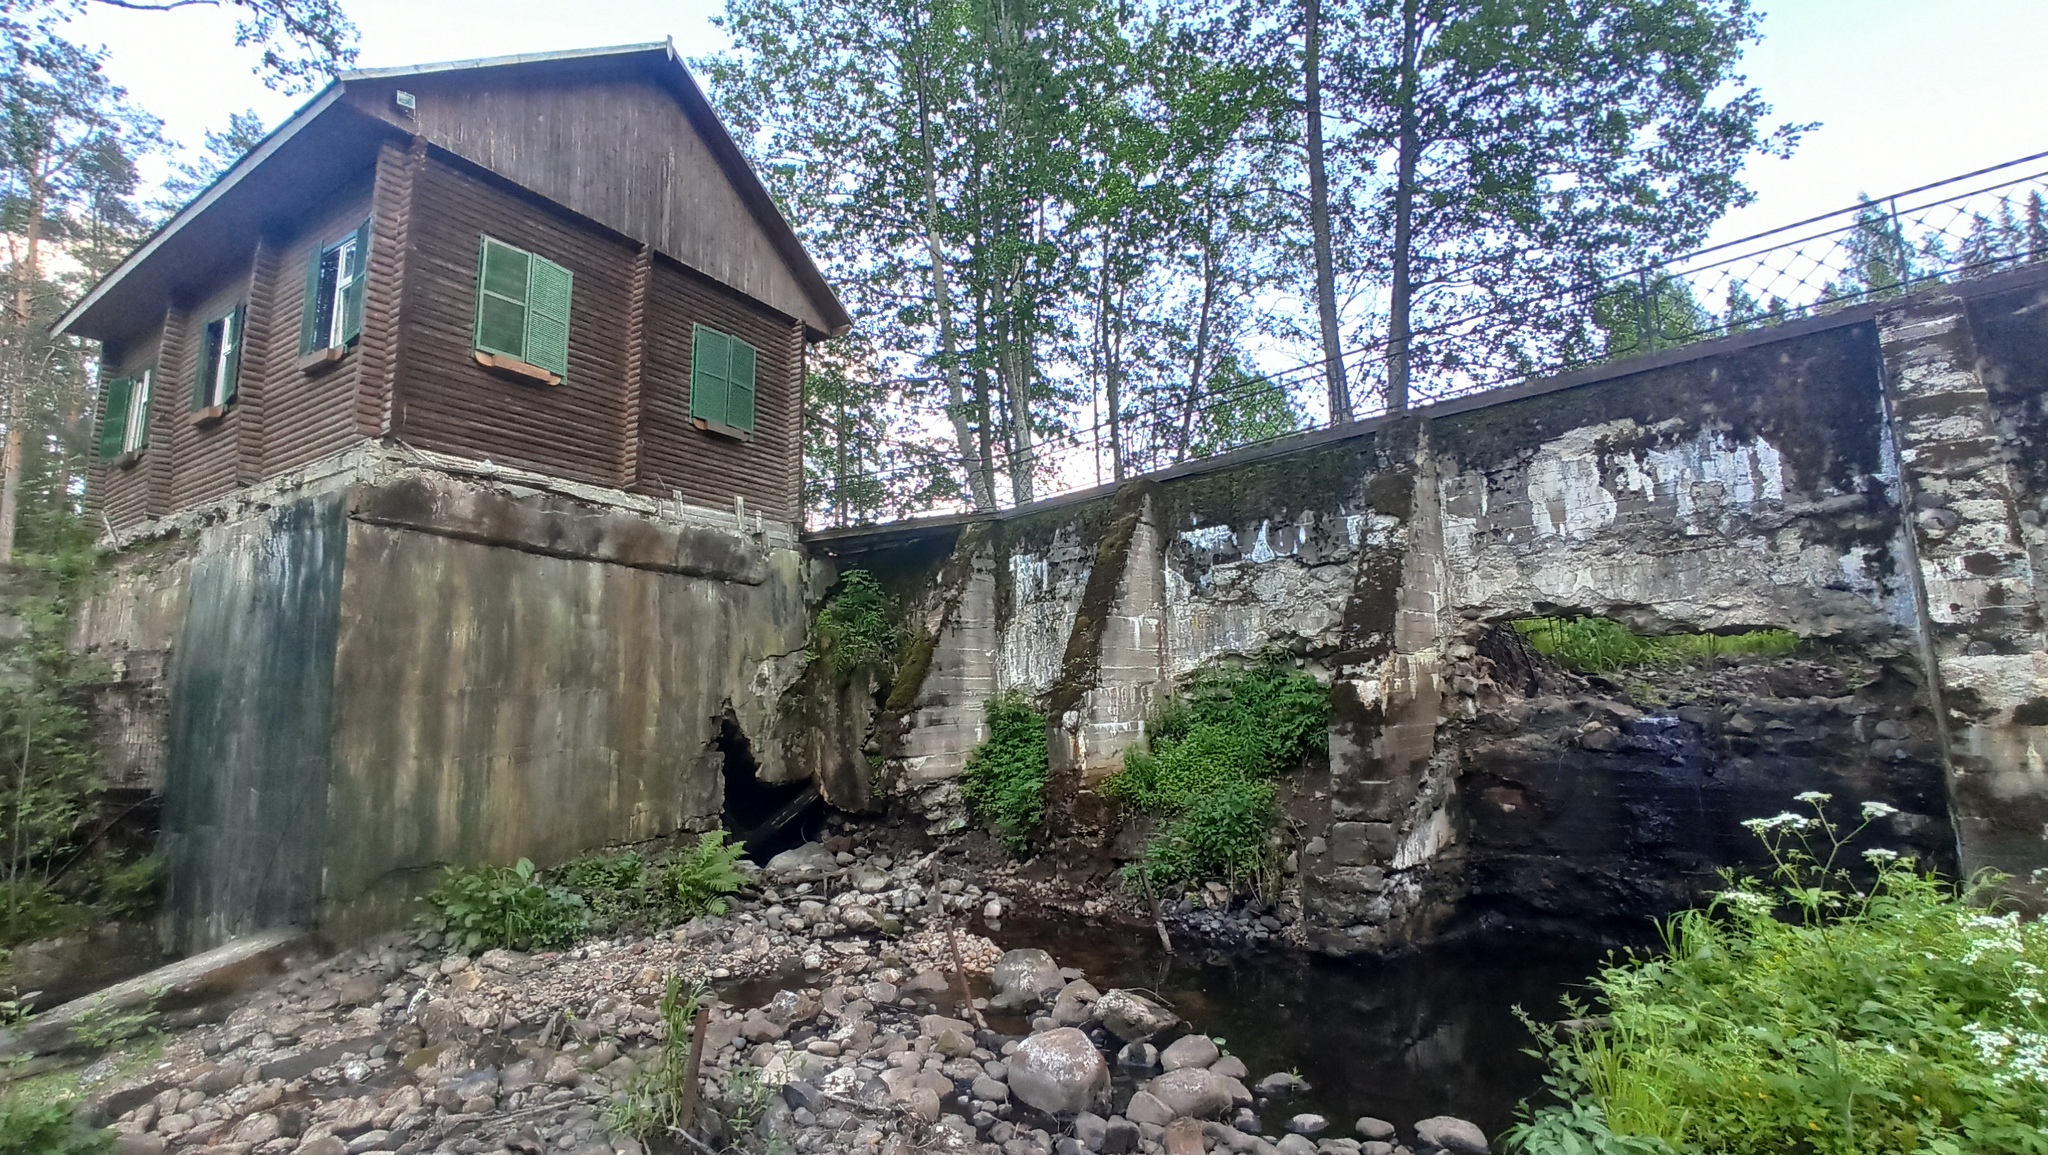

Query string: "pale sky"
[67, 0, 2048, 252]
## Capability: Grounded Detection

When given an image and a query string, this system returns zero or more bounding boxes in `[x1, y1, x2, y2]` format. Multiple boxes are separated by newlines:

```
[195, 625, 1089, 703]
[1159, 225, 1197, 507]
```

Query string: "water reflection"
[990, 910, 1613, 1136]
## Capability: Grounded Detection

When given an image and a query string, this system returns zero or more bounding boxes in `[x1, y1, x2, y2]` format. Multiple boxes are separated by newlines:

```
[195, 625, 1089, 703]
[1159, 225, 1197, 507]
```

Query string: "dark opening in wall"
[716, 713, 824, 861]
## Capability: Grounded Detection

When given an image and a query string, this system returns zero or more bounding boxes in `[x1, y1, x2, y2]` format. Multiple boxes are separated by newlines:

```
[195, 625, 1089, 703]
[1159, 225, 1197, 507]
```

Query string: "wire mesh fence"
[809, 149, 2048, 529]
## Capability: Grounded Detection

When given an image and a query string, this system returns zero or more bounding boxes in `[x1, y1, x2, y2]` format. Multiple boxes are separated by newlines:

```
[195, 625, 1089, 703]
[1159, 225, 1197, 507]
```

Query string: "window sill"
[111, 450, 143, 470]
[473, 350, 561, 386]
[297, 345, 350, 376]
[694, 417, 753, 443]
[187, 404, 229, 429]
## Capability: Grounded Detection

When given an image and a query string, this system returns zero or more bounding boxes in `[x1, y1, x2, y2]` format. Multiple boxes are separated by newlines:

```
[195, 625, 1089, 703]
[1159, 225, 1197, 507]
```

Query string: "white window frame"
[320, 231, 360, 350]
[199, 309, 241, 408]
[122, 370, 151, 454]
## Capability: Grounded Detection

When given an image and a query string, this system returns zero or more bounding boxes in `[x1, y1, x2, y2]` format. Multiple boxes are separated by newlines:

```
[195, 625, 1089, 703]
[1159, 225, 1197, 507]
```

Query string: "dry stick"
[929, 860, 977, 1022]
[1140, 864, 1173, 954]
[676, 999, 710, 1137]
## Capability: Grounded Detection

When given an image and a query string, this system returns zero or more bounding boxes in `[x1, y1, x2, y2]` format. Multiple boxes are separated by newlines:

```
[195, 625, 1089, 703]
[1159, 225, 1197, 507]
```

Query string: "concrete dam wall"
[805, 264, 2048, 954]
[70, 263, 2048, 956]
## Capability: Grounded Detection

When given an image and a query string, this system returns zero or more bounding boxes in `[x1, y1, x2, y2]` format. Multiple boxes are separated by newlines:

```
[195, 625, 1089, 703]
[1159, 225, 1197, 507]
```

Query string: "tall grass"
[1514, 617, 1798, 673]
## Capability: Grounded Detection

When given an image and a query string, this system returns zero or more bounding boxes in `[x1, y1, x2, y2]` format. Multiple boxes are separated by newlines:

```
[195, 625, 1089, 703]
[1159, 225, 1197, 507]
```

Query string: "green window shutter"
[524, 256, 572, 381]
[221, 305, 246, 403]
[473, 236, 530, 360]
[298, 240, 324, 355]
[341, 219, 370, 345]
[98, 377, 131, 460]
[193, 319, 215, 411]
[690, 324, 729, 426]
[727, 337, 757, 432]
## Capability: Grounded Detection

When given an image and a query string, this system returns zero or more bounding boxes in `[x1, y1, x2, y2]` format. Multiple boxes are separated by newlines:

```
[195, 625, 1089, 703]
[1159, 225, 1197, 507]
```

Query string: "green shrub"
[1510, 793, 2048, 1155]
[812, 569, 898, 675]
[423, 858, 589, 952]
[1514, 616, 1799, 674]
[606, 972, 708, 1140]
[662, 832, 748, 919]
[960, 692, 1049, 852]
[561, 851, 649, 931]
[1105, 657, 1328, 892]
[0, 1098, 111, 1155]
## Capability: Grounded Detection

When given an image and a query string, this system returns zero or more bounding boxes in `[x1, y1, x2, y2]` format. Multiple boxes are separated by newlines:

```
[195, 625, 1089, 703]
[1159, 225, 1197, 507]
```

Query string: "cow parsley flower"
[1795, 790, 1832, 804]
[1862, 848, 1900, 864]
[1860, 801, 1898, 819]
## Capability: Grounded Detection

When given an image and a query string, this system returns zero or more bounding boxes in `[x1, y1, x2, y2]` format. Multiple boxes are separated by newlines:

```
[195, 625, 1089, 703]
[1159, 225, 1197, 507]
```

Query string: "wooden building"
[59, 42, 851, 533]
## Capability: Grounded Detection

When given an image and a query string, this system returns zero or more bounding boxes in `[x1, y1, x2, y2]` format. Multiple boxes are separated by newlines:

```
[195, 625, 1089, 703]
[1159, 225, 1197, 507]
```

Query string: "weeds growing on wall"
[960, 692, 1049, 852]
[812, 569, 898, 675]
[560, 851, 650, 931]
[423, 858, 589, 953]
[1509, 793, 2048, 1155]
[1104, 657, 1329, 893]
[475, 833, 751, 944]
[1514, 616, 1799, 674]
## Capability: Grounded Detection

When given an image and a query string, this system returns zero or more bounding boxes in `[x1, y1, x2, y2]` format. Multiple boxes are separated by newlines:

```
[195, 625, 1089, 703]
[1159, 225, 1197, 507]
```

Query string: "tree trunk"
[1103, 228, 1124, 483]
[1177, 209, 1218, 462]
[1385, 0, 1419, 412]
[1305, 0, 1350, 425]
[0, 189, 46, 566]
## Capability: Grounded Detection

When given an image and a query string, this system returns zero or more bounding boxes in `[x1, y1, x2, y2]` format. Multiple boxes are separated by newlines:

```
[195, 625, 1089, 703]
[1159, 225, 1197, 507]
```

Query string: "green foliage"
[423, 858, 589, 953]
[1105, 658, 1328, 891]
[68, 995, 156, 1052]
[721, 1064, 778, 1138]
[811, 570, 898, 675]
[0, 1098, 110, 1155]
[960, 693, 1049, 852]
[1514, 617, 1799, 674]
[1510, 794, 2048, 1155]
[607, 972, 709, 1141]
[662, 832, 749, 920]
[560, 851, 648, 932]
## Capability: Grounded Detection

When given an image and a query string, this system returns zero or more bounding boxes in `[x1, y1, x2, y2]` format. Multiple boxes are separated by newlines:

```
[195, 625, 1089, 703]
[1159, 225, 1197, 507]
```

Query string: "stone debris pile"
[71, 843, 1488, 1155]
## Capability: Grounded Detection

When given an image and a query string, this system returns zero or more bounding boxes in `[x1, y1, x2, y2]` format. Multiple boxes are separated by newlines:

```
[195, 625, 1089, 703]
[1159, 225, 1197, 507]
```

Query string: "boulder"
[765, 843, 838, 878]
[1160, 1034, 1220, 1072]
[1116, 1041, 1159, 1070]
[1210, 1054, 1248, 1080]
[1124, 1090, 1174, 1126]
[1356, 1118, 1396, 1142]
[1414, 1116, 1489, 1155]
[1275, 1135, 1318, 1155]
[1093, 989, 1179, 1043]
[1052, 979, 1100, 1026]
[1102, 1116, 1141, 1155]
[1253, 1071, 1308, 1097]
[1286, 1113, 1327, 1135]
[1144, 1068, 1234, 1120]
[1007, 1027, 1111, 1116]
[990, 949, 1063, 1009]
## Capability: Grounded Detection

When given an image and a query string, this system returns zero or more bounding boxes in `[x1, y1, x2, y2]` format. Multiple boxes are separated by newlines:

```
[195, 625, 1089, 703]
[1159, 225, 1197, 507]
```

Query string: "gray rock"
[1356, 1118, 1396, 1142]
[1116, 1042, 1159, 1069]
[1102, 1117, 1141, 1155]
[1007, 1027, 1111, 1116]
[990, 949, 1063, 1009]
[1160, 1035, 1220, 1072]
[1074, 1111, 1109, 1152]
[1124, 1090, 1174, 1126]
[973, 1075, 1010, 1103]
[1361, 1144, 1394, 1155]
[1094, 989, 1180, 1043]
[1144, 1068, 1234, 1120]
[1253, 1071, 1308, 1097]
[1287, 1113, 1327, 1135]
[1414, 1116, 1489, 1155]
[1052, 979, 1100, 1025]
[1211, 1054, 1248, 1079]
[765, 843, 838, 877]
[1275, 1135, 1318, 1155]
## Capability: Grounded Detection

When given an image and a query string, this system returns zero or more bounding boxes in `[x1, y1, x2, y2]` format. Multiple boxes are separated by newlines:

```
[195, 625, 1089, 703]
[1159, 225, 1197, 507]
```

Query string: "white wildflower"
[1795, 790, 1832, 804]
[2015, 987, 2044, 1008]
[1860, 801, 1899, 820]
[1742, 811, 1815, 833]
[1717, 890, 1775, 914]
[1862, 848, 1900, 864]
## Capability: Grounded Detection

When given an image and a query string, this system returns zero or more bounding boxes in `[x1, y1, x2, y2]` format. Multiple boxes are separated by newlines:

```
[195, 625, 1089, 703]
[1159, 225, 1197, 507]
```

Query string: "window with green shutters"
[299, 219, 369, 356]
[196, 305, 245, 409]
[97, 369, 152, 460]
[690, 324, 758, 434]
[472, 236, 572, 383]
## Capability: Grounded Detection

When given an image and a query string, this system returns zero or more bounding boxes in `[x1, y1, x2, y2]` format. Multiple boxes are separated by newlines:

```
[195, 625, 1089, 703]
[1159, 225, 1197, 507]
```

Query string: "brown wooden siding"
[355, 141, 419, 438]
[259, 183, 378, 476]
[89, 318, 167, 531]
[637, 257, 801, 521]
[236, 237, 282, 484]
[166, 278, 253, 510]
[391, 154, 636, 486]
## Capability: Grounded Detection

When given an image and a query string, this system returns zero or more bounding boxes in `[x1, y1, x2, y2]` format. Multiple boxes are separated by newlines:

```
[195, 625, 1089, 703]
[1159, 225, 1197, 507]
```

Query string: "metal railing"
[810, 149, 2048, 529]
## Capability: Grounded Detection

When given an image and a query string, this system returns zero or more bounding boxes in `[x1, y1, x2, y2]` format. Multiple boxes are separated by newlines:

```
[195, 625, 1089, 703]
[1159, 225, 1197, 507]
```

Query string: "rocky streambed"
[67, 841, 1536, 1155]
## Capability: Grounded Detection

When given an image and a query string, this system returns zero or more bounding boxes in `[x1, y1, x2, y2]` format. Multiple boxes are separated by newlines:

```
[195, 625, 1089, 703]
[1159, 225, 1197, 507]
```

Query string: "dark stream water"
[984, 911, 1611, 1138]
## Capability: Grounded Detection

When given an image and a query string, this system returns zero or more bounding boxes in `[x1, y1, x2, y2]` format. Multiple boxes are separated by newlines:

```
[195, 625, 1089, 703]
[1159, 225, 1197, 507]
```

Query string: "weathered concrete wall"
[80, 449, 812, 951]
[814, 265, 2048, 953]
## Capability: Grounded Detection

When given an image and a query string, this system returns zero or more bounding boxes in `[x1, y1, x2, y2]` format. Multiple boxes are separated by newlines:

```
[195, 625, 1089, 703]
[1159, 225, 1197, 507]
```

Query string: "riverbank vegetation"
[1105, 658, 1329, 893]
[1510, 794, 2048, 1155]
[960, 692, 1050, 852]
[1514, 616, 1800, 674]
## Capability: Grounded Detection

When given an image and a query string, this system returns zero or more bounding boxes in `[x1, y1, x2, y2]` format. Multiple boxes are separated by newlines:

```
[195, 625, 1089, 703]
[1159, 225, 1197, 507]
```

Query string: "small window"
[97, 369, 152, 460]
[195, 305, 245, 410]
[299, 219, 370, 357]
[472, 236, 572, 383]
[690, 324, 758, 434]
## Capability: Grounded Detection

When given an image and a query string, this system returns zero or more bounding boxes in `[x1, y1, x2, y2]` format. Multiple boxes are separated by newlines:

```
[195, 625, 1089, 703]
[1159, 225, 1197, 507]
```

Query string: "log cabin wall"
[259, 182, 379, 477]
[636, 256, 803, 522]
[166, 276, 252, 511]
[88, 317, 167, 531]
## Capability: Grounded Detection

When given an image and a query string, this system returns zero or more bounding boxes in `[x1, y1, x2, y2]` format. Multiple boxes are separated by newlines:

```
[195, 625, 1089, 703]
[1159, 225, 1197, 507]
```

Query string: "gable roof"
[56, 41, 851, 342]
